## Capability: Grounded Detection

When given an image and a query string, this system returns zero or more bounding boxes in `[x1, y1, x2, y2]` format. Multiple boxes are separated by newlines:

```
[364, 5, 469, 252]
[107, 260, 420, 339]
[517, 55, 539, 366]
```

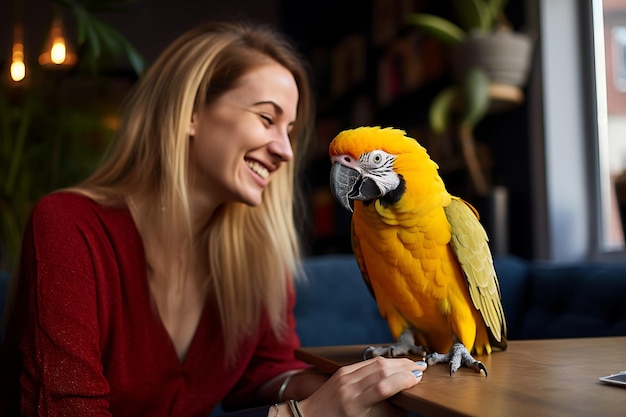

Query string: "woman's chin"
[238, 191, 264, 207]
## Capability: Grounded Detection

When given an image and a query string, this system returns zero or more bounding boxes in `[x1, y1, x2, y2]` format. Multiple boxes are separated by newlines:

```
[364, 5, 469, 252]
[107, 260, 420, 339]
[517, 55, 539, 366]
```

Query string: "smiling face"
[188, 60, 299, 212]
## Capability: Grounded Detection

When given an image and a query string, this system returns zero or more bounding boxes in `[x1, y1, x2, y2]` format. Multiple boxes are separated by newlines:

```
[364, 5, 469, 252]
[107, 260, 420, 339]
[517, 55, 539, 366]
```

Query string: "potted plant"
[408, 0, 534, 195]
[0, 0, 144, 270]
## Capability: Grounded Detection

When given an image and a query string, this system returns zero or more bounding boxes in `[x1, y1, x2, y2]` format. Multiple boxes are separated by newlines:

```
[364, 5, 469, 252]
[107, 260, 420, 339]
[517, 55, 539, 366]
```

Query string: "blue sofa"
[294, 254, 626, 346]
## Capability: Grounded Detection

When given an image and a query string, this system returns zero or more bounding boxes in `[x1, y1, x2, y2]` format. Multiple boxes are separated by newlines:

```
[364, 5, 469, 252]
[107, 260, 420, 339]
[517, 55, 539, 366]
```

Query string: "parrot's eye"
[360, 150, 394, 170]
[371, 151, 384, 165]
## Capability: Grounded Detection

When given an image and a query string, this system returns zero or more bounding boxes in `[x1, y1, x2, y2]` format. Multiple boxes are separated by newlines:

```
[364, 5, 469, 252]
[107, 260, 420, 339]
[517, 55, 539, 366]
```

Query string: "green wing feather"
[444, 197, 507, 343]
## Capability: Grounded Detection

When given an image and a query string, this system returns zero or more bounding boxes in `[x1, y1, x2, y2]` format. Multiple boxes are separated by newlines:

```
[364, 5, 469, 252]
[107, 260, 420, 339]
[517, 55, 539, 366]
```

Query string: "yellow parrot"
[328, 126, 507, 375]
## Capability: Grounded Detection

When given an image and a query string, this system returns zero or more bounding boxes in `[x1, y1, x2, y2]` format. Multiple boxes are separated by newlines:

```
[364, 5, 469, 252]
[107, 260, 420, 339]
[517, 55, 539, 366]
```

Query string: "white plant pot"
[450, 31, 534, 88]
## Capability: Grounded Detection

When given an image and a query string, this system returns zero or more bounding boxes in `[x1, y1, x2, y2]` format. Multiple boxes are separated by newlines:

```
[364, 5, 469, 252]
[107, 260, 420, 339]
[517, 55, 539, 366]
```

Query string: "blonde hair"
[77, 21, 314, 362]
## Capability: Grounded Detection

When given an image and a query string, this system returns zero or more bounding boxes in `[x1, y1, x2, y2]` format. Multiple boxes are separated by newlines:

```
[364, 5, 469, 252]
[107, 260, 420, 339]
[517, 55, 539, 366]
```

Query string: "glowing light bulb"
[50, 37, 67, 64]
[10, 61, 26, 82]
[39, 13, 76, 69]
[10, 42, 26, 82]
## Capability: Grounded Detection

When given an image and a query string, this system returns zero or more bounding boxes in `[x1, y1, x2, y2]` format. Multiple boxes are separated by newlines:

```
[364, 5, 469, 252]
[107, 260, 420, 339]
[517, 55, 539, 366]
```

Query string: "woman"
[0, 21, 425, 417]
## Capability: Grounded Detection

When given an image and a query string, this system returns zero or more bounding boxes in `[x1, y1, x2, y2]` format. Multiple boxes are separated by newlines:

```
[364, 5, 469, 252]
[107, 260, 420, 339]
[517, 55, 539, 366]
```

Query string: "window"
[533, 0, 626, 261]
[594, 0, 626, 253]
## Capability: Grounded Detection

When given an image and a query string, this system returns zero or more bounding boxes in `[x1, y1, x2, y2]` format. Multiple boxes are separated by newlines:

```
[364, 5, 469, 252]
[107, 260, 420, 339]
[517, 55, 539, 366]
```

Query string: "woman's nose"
[268, 132, 294, 162]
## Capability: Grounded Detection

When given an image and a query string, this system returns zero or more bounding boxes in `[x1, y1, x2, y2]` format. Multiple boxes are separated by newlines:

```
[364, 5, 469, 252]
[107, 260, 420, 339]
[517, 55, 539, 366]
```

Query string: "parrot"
[328, 126, 507, 375]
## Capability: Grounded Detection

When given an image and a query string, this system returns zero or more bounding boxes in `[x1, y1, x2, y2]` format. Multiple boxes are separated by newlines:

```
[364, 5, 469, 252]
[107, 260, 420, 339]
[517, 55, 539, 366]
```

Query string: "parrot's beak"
[330, 162, 358, 212]
[330, 162, 383, 213]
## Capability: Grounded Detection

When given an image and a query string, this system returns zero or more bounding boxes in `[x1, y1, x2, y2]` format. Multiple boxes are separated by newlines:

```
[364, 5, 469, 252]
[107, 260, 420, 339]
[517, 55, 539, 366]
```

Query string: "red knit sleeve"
[14, 195, 112, 416]
[221, 284, 309, 410]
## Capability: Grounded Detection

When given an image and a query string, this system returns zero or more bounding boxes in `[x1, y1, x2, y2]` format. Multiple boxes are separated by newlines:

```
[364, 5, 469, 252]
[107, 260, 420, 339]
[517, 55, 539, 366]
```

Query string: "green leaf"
[407, 13, 466, 44]
[90, 17, 145, 75]
[460, 67, 490, 128]
[487, 0, 509, 23]
[453, 0, 491, 32]
[118, 36, 145, 76]
[72, 4, 93, 48]
[79, 10, 103, 60]
[429, 86, 459, 133]
[91, 18, 121, 52]
[59, 0, 144, 75]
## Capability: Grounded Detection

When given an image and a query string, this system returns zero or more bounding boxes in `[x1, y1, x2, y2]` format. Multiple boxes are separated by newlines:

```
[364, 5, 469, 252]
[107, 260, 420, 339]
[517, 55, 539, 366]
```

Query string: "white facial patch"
[359, 150, 400, 195]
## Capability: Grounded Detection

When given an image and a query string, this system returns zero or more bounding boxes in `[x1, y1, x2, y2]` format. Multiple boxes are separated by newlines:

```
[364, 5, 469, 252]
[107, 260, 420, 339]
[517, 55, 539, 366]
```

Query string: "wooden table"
[296, 337, 626, 417]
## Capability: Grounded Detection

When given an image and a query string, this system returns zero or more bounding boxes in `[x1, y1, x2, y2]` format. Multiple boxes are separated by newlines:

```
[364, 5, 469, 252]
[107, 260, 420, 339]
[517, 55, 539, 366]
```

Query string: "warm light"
[10, 60, 26, 82]
[10, 42, 26, 82]
[102, 115, 121, 131]
[9, 22, 27, 82]
[50, 37, 66, 64]
[39, 13, 76, 68]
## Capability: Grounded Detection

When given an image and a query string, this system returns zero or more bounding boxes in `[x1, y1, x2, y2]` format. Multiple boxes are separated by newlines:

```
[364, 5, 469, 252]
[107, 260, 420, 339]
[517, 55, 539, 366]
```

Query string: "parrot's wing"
[444, 197, 507, 343]
[351, 219, 376, 300]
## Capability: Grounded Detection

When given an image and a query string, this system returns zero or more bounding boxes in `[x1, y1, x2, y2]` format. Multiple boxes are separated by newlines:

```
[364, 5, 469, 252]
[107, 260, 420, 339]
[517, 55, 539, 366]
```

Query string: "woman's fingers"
[299, 357, 427, 417]
[342, 357, 425, 402]
[358, 361, 423, 401]
[337, 356, 425, 381]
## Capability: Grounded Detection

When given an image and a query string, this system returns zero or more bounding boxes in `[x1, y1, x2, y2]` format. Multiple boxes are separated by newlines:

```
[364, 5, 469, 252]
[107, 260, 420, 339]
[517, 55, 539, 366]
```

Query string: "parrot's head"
[329, 126, 437, 213]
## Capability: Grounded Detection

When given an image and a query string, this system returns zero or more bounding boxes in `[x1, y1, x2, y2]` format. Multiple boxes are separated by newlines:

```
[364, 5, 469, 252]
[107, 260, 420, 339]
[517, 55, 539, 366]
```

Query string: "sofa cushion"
[295, 255, 392, 347]
[517, 262, 626, 339]
[295, 255, 626, 347]
[493, 256, 529, 339]
[296, 255, 532, 347]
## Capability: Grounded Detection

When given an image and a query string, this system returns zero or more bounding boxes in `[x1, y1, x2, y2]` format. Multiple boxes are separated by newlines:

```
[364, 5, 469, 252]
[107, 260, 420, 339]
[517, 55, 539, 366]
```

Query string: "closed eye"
[260, 114, 274, 125]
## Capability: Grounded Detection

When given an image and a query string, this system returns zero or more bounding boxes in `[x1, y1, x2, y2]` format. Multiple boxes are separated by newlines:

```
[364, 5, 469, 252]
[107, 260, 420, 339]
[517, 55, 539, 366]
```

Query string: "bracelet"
[277, 370, 300, 402]
[287, 399, 303, 417]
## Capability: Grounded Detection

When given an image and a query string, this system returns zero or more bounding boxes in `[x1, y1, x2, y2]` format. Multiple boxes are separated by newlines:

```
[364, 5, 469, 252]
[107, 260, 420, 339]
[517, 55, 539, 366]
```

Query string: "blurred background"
[1, 0, 625, 271]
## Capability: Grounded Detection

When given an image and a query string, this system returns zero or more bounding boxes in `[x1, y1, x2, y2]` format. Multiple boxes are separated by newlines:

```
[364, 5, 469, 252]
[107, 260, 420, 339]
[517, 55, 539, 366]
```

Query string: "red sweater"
[0, 192, 307, 416]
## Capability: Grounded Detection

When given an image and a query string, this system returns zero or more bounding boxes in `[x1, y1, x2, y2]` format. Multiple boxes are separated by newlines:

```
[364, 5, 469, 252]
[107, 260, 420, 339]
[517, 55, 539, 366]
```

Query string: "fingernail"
[412, 370, 423, 378]
[415, 361, 427, 367]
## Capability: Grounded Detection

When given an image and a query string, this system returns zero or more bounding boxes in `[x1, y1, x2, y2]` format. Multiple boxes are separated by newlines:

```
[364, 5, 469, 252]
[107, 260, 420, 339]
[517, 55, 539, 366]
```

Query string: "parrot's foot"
[426, 342, 487, 376]
[363, 329, 427, 360]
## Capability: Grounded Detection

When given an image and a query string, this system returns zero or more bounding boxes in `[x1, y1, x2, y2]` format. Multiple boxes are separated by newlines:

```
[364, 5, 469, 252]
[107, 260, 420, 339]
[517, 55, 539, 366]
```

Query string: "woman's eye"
[260, 114, 274, 125]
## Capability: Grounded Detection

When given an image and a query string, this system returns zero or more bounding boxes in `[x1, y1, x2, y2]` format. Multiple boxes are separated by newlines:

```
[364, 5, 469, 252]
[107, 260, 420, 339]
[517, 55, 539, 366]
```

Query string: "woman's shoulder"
[30, 191, 131, 233]
[36, 190, 96, 209]
[27, 191, 138, 264]
[34, 191, 124, 216]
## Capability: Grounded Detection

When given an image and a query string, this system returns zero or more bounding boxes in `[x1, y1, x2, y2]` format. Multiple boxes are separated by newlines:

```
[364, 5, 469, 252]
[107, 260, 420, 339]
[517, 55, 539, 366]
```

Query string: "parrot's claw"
[426, 342, 488, 376]
[363, 346, 387, 360]
[363, 329, 427, 360]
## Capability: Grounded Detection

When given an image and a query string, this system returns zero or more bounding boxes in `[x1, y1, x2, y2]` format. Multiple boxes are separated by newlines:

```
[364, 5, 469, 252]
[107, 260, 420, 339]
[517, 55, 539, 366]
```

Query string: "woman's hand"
[296, 356, 426, 417]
